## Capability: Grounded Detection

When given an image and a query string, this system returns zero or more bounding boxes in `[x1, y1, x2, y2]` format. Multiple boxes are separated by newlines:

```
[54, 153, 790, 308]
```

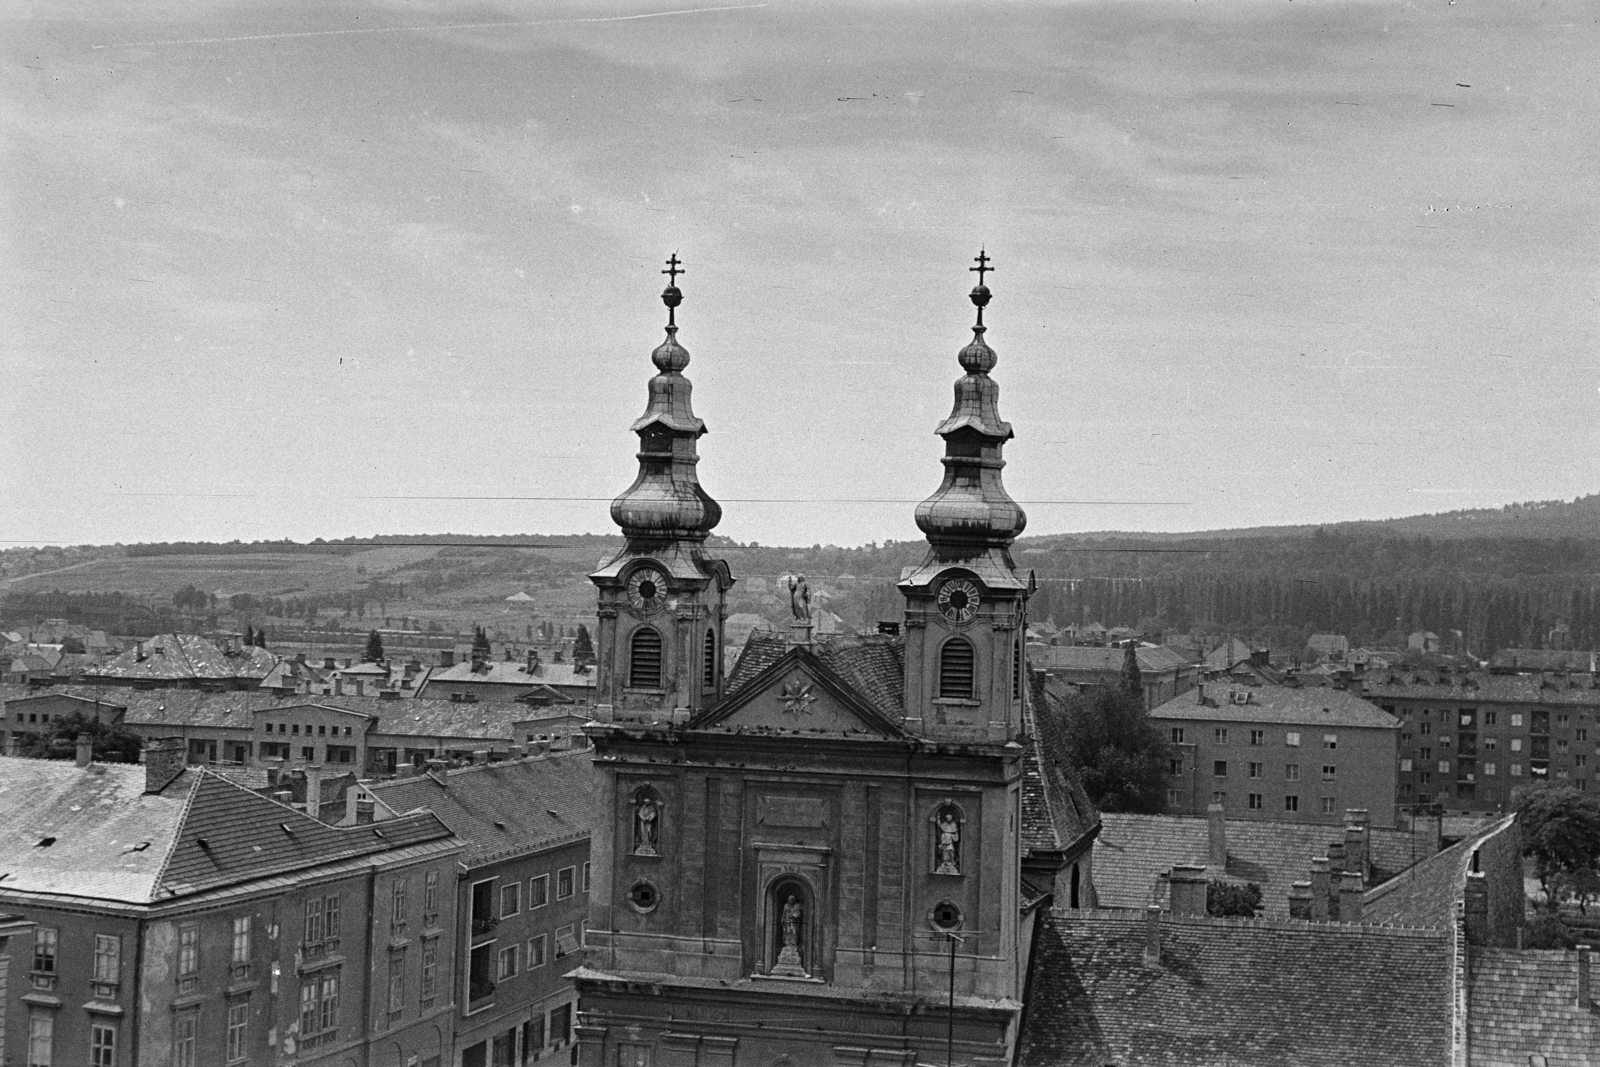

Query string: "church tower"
[900, 251, 1031, 743]
[588, 256, 735, 725]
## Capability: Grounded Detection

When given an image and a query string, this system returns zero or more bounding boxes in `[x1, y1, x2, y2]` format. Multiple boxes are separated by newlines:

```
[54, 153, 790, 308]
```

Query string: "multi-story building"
[421, 653, 596, 705]
[1028, 643, 1196, 709]
[1154, 681, 1401, 827]
[0, 739, 462, 1067]
[362, 750, 593, 1067]
[1363, 668, 1600, 813]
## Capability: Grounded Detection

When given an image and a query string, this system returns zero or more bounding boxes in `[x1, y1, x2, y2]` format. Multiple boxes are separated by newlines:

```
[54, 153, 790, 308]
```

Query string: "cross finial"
[970, 248, 993, 287]
[659, 253, 685, 328]
[662, 253, 684, 286]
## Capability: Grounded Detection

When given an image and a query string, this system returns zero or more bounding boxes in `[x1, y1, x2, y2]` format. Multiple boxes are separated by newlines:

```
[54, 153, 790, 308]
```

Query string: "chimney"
[526, 649, 538, 674]
[354, 679, 365, 697]
[1344, 821, 1370, 881]
[1464, 871, 1489, 946]
[1578, 945, 1592, 1009]
[1310, 857, 1332, 920]
[1143, 904, 1162, 965]
[426, 758, 450, 782]
[439, 650, 455, 668]
[1207, 803, 1227, 869]
[1168, 864, 1209, 918]
[273, 790, 294, 805]
[1327, 842, 1346, 874]
[1288, 881, 1313, 920]
[333, 677, 343, 697]
[143, 738, 187, 794]
[1338, 871, 1364, 923]
[75, 732, 94, 768]
[323, 656, 336, 670]
[304, 765, 324, 820]
[1196, 682, 1205, 705]
[354, 796, 375, 825]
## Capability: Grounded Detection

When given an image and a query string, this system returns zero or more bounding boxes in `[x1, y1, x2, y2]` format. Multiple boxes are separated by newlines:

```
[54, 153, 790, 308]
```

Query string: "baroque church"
[573, 255, 1099, 1067]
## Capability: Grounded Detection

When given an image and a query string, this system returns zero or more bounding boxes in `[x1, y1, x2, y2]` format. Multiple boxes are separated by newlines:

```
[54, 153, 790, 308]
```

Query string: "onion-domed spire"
[913, 249, 1027, 553]
[608, 254, 722, 542]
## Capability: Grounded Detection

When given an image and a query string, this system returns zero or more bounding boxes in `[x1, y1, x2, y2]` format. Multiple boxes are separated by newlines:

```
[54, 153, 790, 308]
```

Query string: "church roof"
[1021, 675, 1101, 858]
[722, 630, 907, 727]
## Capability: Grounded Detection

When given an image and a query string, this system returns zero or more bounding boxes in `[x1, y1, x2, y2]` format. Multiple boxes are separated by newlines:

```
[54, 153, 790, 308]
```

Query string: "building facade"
[1154, 681, 1401, 827]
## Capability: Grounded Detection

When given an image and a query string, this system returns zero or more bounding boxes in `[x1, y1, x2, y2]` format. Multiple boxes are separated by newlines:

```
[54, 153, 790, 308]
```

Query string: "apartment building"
[0, 740, 462, 1067]
[1154, 681, 1401, 826]
[362, 750, 593, 1066]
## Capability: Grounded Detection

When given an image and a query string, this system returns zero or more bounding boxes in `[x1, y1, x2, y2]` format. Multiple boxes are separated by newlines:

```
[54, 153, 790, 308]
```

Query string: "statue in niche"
[786, 574, 811, 622]
[934, 806, 961, 875]
[772, 893, 807, 976]
[633, 794, 660, 857]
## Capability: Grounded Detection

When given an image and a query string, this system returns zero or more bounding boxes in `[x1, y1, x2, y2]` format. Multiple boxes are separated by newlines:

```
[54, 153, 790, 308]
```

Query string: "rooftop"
[1030, 644, 1189, 673]
[1151, 682, 1400, 729]
[423, 658, 596, 691]
[1468, 947, 1600, 1066]
[88, 633, 277, 681]
[1363, 670, 1600, 707]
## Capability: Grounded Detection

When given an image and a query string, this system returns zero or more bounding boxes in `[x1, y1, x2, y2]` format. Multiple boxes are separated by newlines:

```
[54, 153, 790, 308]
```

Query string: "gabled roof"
[1468, 947, 1600, 1064]
[1094, 812, 1425, 920]
[1364, 813, 1517, 929]
[694, 642, 907, 738]
[1205, 636, 1254, 669]
[1021, 676, 1100, 858]
[1017, 911, 1452, 1067]
[1151, 683, 1399, 729]
[0, 757, 452, 904]
[89, 633, 278, 681]
[1364, 671, 1600, 707]
[1032, 644, 1188, 673]
[726, 631, 906, 724]
[364, 750, 594, 867]
[422, 659, 595, 690]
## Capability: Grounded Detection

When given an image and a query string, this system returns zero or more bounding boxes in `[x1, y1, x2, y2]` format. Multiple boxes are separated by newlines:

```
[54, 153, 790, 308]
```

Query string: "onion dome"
[913, 250, 1027, 551]
[608, 255, 723, 542]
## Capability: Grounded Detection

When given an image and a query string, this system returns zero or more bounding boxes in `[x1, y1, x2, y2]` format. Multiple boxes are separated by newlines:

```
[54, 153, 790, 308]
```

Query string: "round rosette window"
[930, 899, 964, 931]
[627, 880, 661, 914]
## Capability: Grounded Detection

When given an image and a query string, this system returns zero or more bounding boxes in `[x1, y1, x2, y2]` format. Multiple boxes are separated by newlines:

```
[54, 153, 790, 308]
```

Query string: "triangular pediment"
[692, 647, 905, 738]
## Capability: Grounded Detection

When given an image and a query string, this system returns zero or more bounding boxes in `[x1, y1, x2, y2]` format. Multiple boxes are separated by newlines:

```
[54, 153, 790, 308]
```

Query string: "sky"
[3, 0, 1596, 548]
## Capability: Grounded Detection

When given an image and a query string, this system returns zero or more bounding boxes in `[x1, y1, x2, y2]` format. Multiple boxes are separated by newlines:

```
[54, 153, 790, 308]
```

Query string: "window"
[1485, 762, 1497, 776]
[1323, 734, 1338, 750]
[392, 878, 409, 933]
[33, 926, 57, 974]
[1214, 728, 1229, 744]
[1168, 757, 1184, 776]
[1320, 797, 1336, 815]
[628, 627, 663, 689]
[1485, 711, 1497, 725]
[1560, 714, 1572, 727]
[1511, 764, 1523, 777]
[703, 627, 717, 688]
[305, 893, 341, 946]
[1322, 765, 1336, 782]
[1461, 712, 1475, 727]
[557, 867, 575, 899]
[231, 916, 252, 972]
[1167, 788, 1181, 807]
[525, 1015, 547, 1055]
[1285, 763, 1300, 781]
[28, 1010, 53, 1067]
[1213, 760, 1228, 777]
[1511, 739, 1523, 752]
[1250, 729, 1264, 746]
[530, 874, 550, 908]
[178, 923, 200, 992]
[498, 944, 519, 980]
[1248, 762, 1263, 779]
[1484, 737, 1498, 750]
[1559, 740, 1571, 754]
[1211, 790, 1226, 805]
[583, 861, 592, 893]
[551, 1003, 573, 1044]
[300, 972, 340, 1046]
[1284, 795, 1299, 812]
[1170, 727, 1185, 743]
[421, 937, 439, 1003]
[938, 638, 975, 699]
[1421, 722, 1432, 736]
[225, 1001, 249, 1063]
[1401, 759, 1413, 771]
[1580, 728, 1591, 742]
[1248, 793, 1263, 810]
[1285, 731, 1301, 747]
[1439, 759, 1451, 773]
[1420, 747, 1432, 760]
[529, 934, 547, 968]
[501, 881, 521, 918]
[555, 924, 579, 959]
[424, 869, 439, 919]
[1512, 713, 1524, 727]
[387, 953, 406, 1017]
[173, 1013, 196, 1067]
[1580, 755, 1590, 769]
[93, 933, 121, 990]
[91, 1023, 116, 1067]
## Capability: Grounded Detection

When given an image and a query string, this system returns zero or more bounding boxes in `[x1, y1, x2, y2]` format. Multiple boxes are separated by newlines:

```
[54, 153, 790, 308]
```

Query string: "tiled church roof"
[1468, 947, 1600, 1065]
[1021, 674, 1100, 857]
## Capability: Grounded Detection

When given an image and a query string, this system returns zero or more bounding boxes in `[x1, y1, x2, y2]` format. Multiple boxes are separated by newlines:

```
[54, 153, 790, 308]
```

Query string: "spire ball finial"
[968, 248, 994, 327]
[660, 253, 685, 327]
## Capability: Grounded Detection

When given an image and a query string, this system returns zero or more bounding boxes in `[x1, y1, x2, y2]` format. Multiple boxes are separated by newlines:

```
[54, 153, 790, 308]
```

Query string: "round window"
[931, 900, 964, 930]
[628, 881, 660, 914]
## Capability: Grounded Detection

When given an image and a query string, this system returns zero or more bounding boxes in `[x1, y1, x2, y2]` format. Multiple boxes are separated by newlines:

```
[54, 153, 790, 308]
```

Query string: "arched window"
[629, 628, 663, 689]
[703, 627, 716, 689]
[939, 637, 975, 699]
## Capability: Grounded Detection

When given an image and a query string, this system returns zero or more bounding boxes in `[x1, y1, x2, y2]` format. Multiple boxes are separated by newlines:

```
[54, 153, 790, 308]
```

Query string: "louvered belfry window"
[940, 638, 975, 699]
[630, 627, 663, 689]
[703, 627, 716, 689]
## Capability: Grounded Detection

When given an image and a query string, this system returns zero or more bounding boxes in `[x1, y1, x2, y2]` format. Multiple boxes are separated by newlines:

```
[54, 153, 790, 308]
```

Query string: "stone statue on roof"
[787, 574, 811, 623]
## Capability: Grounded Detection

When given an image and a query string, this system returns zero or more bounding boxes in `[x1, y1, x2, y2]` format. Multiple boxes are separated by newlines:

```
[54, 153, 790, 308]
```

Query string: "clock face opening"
[627, 567, 669, 613]
[637, 579, 658, 601]
[937, 579, 981, 623]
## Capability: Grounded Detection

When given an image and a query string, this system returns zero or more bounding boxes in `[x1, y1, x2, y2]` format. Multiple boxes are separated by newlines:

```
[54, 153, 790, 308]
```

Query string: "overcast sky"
[3, 0, 1596, 548]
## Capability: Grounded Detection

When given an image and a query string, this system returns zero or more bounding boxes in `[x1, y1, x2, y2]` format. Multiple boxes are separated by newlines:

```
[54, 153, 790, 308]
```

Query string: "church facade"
[573, 257, 1097, 1067]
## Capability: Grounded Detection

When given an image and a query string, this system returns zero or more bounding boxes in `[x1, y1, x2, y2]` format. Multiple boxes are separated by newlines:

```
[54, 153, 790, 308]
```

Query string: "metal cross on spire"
[970, 248, 993, 287]
[660, 252, 685, 328]
[662, 252, 684, 286]
[968, 248, 993, 328]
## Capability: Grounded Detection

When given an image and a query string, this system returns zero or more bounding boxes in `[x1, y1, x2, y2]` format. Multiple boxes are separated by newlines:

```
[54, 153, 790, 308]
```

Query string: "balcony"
[468, 978, 496, 1006]
[470, 914, 498, 938]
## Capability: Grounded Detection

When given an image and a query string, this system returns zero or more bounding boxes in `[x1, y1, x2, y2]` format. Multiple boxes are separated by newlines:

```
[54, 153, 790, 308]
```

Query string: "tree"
[1207, 880, 1263, 918]
[21, 710, 143, 764]
[472, 625, 491, 658]
[1120, 640, 1143, 701]
[243, 625, 255, 647]
[1517, 784, 1600, 909]
[364, 629, 385, 663]
[573, 624, 595, 667]
[1055, 685, 1168, 814]
[254, 628, 268, 649]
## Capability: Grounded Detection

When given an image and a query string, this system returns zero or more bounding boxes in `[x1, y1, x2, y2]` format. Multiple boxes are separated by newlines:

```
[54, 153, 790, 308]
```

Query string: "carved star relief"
[778, 677, 817, 715]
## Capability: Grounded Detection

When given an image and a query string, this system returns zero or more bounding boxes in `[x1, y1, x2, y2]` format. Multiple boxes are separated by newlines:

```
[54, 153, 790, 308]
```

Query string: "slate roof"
[1363, 671, 1600, 707]
[726, 631, 907, 723]
[1150, 683, 1400, 729]
[1032, 644, 1189, 673]
[1022, 675, 1100, 858]
[0, 757, 452, 904]
[89, 633, 277, 681]
[422, 659, 595, 692]
[1363, 813, 1517, 929]
[726, 631, 788, 695]
[1094, 812, 1427, 920]
[1016, 911, 1452, 1067]
[1205, 637, 1254, 669]
[364, 750, 594, 867]
[1467, 947, 1600, 1065]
